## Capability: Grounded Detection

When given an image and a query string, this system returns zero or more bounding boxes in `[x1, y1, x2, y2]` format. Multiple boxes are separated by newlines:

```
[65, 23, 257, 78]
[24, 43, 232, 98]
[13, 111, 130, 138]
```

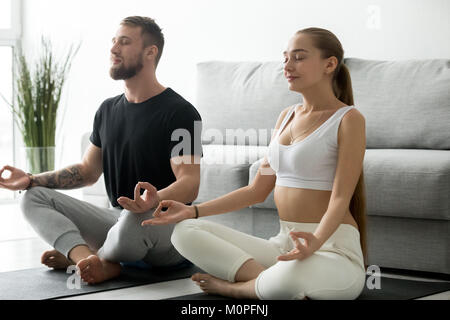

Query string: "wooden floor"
[0, 201, 448, 300]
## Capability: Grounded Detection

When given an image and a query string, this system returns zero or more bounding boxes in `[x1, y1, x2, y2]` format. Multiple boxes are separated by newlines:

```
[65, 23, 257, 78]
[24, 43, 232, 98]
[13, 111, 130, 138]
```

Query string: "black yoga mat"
[0, 263, 204, 300]
[166, 275, 450, 300]
[0, 265, 448, 300]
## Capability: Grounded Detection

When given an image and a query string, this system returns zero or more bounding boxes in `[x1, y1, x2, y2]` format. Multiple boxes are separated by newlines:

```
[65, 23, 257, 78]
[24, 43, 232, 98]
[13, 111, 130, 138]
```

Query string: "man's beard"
[109, 55, 144, 80]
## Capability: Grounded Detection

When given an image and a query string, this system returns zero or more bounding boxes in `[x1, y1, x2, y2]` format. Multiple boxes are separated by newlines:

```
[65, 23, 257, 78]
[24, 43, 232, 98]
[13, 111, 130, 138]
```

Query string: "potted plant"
[1, 37, 79, 174]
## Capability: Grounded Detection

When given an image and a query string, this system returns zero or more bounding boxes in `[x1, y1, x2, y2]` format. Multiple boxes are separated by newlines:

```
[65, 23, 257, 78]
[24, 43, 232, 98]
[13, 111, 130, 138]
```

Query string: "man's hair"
[120, 16, 164, 68]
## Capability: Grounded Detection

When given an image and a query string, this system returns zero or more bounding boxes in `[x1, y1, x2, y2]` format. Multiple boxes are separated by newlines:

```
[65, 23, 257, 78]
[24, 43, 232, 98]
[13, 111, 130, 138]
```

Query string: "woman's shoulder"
[338, 106, 366, 144]
[341, 105, 365, 123]
[275, 104, 297, 128]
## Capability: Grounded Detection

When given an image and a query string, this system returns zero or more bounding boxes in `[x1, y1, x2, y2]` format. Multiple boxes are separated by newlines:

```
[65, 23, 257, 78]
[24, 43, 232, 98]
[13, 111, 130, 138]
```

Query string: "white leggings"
[171, 218, 366, 300]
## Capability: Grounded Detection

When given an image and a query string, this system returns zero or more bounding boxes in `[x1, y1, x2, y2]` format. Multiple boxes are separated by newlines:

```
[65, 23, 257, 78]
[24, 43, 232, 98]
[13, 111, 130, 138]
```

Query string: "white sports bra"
[266, 104, 355, 191]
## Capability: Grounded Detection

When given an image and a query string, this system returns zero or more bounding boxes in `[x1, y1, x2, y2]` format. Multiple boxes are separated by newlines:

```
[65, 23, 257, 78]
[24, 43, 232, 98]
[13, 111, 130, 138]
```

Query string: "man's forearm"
[29, 164, 92, 190]
[157, 176, 199, 204]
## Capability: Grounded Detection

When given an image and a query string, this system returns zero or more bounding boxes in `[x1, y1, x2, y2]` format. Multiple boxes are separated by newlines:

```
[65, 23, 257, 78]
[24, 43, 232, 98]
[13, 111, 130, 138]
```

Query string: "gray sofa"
[81, 58, 450, 275]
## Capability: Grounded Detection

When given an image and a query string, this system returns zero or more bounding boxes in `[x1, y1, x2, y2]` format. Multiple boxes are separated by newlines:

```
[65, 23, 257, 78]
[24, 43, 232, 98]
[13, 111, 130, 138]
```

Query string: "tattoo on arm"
[31, 164, 89, 189]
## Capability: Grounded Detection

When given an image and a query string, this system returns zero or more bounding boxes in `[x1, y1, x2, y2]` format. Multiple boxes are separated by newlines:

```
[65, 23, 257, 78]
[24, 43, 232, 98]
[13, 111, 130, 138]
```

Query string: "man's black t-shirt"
[89, 88, 203, 208]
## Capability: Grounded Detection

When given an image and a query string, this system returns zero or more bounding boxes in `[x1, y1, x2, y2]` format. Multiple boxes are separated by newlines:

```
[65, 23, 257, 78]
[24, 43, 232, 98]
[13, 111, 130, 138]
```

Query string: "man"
[0, 16, 203, 284]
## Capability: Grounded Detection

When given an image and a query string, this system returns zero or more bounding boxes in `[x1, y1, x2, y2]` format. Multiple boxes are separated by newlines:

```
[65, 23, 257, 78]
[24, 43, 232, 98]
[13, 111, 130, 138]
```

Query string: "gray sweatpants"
[19, 186, 186, 268]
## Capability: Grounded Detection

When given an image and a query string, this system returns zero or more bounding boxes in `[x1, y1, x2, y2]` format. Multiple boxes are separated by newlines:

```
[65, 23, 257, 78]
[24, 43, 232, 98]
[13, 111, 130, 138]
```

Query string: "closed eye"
[283, 56, 305, 63]
[112, 37, 131, 45]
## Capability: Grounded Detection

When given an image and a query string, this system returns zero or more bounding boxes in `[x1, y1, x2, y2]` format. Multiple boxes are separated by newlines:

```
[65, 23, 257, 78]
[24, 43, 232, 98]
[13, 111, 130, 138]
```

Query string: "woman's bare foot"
[41, 249, 74, 270]
[76, 255, 121, 284]
[192, 273, 309, 300]
[192, 273, 249, 299]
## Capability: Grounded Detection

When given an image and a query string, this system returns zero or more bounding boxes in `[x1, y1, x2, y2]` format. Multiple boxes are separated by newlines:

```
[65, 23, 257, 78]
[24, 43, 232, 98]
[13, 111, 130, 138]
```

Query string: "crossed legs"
[171, 219, 365, 300]
[171, 218, 283, 299]
[20, 186, 185, 284]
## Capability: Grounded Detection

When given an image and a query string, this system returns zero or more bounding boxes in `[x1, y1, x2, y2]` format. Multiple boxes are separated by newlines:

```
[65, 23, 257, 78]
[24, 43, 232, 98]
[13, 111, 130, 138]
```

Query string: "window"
[0, 0, 21, 200]
[0, 0, 21, 40]
[0, 0, 12, 29]
[0, 46, 13, 200]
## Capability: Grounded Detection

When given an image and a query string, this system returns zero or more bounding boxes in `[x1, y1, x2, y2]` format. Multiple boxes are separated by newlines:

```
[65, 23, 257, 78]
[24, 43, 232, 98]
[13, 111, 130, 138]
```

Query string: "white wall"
[20, 0, 450, 168]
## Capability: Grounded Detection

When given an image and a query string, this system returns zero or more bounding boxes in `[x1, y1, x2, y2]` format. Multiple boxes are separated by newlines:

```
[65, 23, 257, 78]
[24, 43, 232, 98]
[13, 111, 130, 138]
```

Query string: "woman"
[126, 27, 368, 300]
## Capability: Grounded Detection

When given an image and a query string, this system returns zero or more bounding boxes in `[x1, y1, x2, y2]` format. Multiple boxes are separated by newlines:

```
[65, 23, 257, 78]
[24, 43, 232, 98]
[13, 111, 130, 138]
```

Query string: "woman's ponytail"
[333, 63, 354, 107]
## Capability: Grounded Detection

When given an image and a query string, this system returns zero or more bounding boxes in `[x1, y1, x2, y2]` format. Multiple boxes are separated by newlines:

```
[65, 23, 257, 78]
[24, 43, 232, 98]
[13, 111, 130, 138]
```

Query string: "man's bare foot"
[192, 273, 239, 298]
[41, 249, 74, 270]
[76, 255, 121, 284]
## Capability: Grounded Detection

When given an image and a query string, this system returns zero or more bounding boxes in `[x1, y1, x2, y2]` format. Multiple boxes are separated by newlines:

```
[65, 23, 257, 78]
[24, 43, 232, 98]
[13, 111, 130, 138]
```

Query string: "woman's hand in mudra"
[277, 231, 322, 261]
[141, 200, 196, 226]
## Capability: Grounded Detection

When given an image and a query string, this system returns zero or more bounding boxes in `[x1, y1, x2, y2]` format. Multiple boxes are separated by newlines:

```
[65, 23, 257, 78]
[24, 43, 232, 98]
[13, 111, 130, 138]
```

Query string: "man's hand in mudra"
[117, 181, 160, 213]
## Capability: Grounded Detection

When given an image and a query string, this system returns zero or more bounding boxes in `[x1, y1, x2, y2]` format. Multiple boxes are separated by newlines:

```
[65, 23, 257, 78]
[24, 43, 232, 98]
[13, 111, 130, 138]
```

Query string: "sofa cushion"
[364, 149, 450, 220]
[196, 61, 303, 146]
[196, 59, 450, 150]
[367, 215, 450, 274]
[195, 163, 250, 204]
[345, 58, 450, 150]
[195, 144, 267, 203]
[248, 149, 450, 221]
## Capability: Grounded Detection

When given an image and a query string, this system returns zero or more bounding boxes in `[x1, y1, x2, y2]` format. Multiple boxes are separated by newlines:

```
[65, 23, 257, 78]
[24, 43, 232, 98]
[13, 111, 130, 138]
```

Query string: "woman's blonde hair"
[296, 27, 368, 268]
